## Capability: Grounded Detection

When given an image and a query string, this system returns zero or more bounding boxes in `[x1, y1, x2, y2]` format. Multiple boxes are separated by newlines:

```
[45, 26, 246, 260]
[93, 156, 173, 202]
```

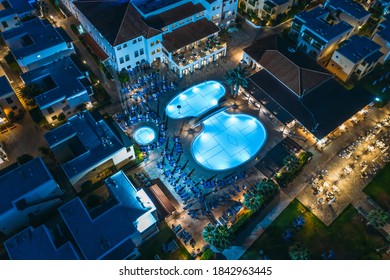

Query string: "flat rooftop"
[326, 0, 370, 20]
[21, 57, 90, 109]
[0, 76, 13, 98]
[337, 35, 382, 63]
[2, 18, 67, 59]
[376, 14, 390, 42]
[162, 18, 219, 52]
[249, 69, 374, 139]
[145, 2, 205, 29]
[45, 111, 125, 181]
[294, 7, 353, 41]
[0, 157, 56, 214]
[0, 0, 33, 18]
[59, 197, 136, 260]
[4, 225, 80, 260]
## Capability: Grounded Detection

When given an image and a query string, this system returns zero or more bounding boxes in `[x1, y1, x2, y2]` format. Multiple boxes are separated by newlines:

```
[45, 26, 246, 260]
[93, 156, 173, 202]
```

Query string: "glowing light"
[133, 127, 156, 145]
[211, 99, 218, 106]
[193, 86, 199, 93]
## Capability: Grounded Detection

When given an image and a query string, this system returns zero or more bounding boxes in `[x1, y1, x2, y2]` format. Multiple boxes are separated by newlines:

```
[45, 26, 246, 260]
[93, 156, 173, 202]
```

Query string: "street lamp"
[177, 104, 181, 114]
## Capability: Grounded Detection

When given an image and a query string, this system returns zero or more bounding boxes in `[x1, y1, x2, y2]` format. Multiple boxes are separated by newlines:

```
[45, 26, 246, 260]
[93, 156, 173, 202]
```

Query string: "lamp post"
[177, 104, 181, 114]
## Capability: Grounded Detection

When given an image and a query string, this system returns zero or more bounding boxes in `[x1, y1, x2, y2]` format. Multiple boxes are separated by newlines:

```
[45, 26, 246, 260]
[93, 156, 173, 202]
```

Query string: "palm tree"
[225, 65, 248, 98]
[243, 192, 264, 212]
[202, 224, 232, 251]
[288, 243, 310, 260]
[283, 155, 300, 173]
[256, 179, 278, 199]
[366, 209, 389, 229]
[212, 225, 233, 251]
[202, 224, 215, 244]
[219, 27, 231, 44]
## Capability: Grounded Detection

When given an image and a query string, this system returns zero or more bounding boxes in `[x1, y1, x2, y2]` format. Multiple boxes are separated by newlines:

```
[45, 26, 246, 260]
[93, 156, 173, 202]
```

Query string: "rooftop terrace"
[2, 18, 68, 59]
[294, 7, 353, 41]
[45, 111, 125, 181]
[5, 225, 80, 260]
[21, 57, 91, 109]
[0, 158, 56, 214]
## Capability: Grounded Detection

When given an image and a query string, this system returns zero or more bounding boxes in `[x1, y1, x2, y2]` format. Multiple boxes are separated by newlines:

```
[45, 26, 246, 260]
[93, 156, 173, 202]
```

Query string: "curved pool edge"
[190, 111, 268, 172]
[165, 80, 226, 119]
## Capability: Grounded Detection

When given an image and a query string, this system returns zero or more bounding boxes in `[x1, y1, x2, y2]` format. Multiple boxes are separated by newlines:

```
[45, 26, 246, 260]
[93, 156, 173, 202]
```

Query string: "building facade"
[372, 15, 390, 64]
[241, 0, 295, 20]
[327, 35, 383, 82]
[289, 6, 354, 60]
[20, 57, 93, 124]
[59, 0, 236, 76]
[325, 0, 370, 33]
[1, 18, 75, 72]
[44, 111, 135, 190]
[0, 76, 23, 126]
[0, 0, 35, 32]
[0, 157, 63, 237]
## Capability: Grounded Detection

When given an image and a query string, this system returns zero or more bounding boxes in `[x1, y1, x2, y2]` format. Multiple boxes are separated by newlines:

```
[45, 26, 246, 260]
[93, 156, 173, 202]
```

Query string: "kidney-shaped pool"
[166, 81, 225, 119]
[192, 111, 267, 171]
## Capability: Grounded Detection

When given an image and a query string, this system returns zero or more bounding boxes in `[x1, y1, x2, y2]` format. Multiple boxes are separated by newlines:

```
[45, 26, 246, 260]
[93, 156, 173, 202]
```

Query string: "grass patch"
[241, 199, 386, 260]
[139, 222, 193, 260]
[364, 163, 390, 210]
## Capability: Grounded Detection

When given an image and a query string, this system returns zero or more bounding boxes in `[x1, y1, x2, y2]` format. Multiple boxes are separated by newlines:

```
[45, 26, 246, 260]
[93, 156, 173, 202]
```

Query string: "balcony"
[171, 37, 226, 67]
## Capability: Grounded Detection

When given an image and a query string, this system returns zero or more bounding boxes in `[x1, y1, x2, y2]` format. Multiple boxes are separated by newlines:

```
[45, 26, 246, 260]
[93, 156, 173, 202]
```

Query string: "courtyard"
[240, 199, 388, 260]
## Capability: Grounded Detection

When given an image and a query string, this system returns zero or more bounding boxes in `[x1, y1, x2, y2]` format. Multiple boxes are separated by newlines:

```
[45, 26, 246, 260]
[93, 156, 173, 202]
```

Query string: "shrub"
[81, 180, 94, 192]
[200, 249, 214, 260]
[17, 154, 34, 165]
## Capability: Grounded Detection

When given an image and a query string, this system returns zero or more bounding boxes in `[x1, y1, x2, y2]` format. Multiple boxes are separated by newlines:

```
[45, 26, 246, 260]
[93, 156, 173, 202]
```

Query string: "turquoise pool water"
[166, 81, 225, 119]
[192, 112, 267, 171]
[133, 127, 156, 145]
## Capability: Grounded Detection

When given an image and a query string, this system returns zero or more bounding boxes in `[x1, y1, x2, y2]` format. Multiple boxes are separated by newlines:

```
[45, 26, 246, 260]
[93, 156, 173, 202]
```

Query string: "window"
[2, 21, 8, 28]
[140, 48, 144, 55]
[152, 51, 156, 55]
[11, 105, 17, 110]
[125, 54, 130, 61]
[138, 37, 142, 42]
[157, 48, 160, 53]
[212, 7, 216, 11]
[156, 40, 160, 44]
[119, 57, 124, 64]
[5, 97, 13, 104]
[123, 43, 127, 48]
[47, 107, 54, 114]
[133, 40, 137, 44]
[117, 46, 122, 51]
[151, 42, 155, 47]
[51, 115, 57, 121]
[134, 50, 139, 57]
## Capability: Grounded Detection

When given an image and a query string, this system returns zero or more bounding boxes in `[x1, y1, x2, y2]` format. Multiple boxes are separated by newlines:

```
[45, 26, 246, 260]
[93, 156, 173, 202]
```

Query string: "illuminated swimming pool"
[192, 112, 267, 171]
[166, 81, 225, 119]
[133, 127, 156, 145]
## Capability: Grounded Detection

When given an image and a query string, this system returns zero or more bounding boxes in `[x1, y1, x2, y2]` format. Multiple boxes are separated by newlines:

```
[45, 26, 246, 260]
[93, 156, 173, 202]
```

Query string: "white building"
[1, 18, 75, 73]
[289, 6, 354, 60]
[241, 0, 295, 20]
[327, 35, 383, 82]
[60, 0, 237, 76]
[325, 0, 371, 33]
[0, 0, 35, 32]
[0, 157, 63, 237]
[44, 110, 135, 190]
[372, 14, 390, 64]
[20, 57, 93, 124]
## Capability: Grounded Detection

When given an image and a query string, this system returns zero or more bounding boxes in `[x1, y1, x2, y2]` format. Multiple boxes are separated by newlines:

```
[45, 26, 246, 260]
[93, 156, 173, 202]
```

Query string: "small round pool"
[133, 127, 156, 145]
[191, 112, 267, 171]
